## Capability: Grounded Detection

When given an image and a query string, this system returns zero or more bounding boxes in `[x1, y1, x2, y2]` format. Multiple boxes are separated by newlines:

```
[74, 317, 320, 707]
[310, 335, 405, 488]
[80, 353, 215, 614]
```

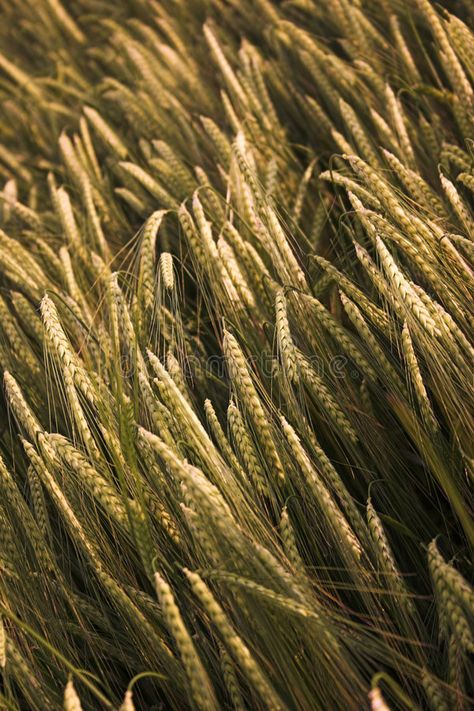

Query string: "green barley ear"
[428, 539, 474, 654]
[128, 499, 155, 578]
[218, 644, 246, 711]
[84, 106, 128, 160]
[155, 572, 218, 711]
[275, 288, 298, 384]
[279, 506, 304, 572]
[401, 322, 439, 433]
[421, 668, 450, 711]
[227, 399, 268, 495]
[160, 252, 175, 292]
[367, 499, 415, 615]
[428, 540, 474, 620]
[223, 329, 285, 482]
[281, 417, 362, 563]
[184, 568, 286, 711]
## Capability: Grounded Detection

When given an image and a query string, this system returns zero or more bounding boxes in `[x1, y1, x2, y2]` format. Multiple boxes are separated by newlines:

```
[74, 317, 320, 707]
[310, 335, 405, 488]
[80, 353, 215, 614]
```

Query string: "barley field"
[0, 0, 473, 709]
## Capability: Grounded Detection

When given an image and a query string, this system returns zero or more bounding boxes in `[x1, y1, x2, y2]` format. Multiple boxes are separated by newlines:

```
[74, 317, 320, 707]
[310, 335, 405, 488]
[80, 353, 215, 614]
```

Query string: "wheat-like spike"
[155, 572, 219, 711]
[129, 499, 155, 578]
[447, 633, 466, 710]
[415, 0, 473, 103]
[59, 247, 93, 324]
[227, 400, 268, 495]
[384, 84, 415, 166]
[339, 98, 380, 166]
[457, 172, 474, 196]
[166, 350, 190, 402]
[439, 234, 474, 284]
[319, 169, 382, 209]
[0, 193, 41, 227]
[428, 539, 474, 653]
[160, 252, 175, 292]
[200, 116, 232, 166]
[275, 288, 298, 384]
[205, 569, 322, 622]
[138, 211, 164, 310]
[303, 429, 371, 547]
[0, 49, 43, 100]
[147, 350, 227, 481]
[218, 644, 246, 711]
[204, 25, 248, 109]
[46, 433, 128, 529]
[0, 244, 42, 299]
[367, 499, 414, 614]
[299, 292, 379, 381]
[280, 506, 305, 572]
[421, 669, 450, 711]
[383, 149, 444, 213]
[64, 678, 83, 711]
[3, 370, 42, 440]
[0, 229, 47, 287]
[428, 540, 474, 617]
[223, 329, 285, 482]
[331, 127, 355, 156]
[204, 399, 243, 477]
[313, 254, 389, 330]
[369, 108, 401, 154]
[296, 350, 359, 444]
[152, 140, 195, 194]
[184, 569, 288, 711]
[375, 236, 440, 336]
[353, 240, 404, 317]
[340, 291, 407, 397]
[217, 236, 256, 309]
[232, 136, 261, 208]
[0, 451, 61, 577]
[119, 161, 175, 206]
[292, 158, 317, 223]
[346, 156, 436, 246]
[24, 437, 100, 563]
[79, 115, 102, 180]
[390, 15, 421, 83]
[265, 206, 308, 288]
[360, 209, 437, 285]
[10, 291, 44, 343]
[440, 172, 474, 232]
[55, 186, 81, 246]
[84, 106, 128, 159]
[138, 373, 176, 449]
[115, 187, 148, 215]
[59, 132, 86, 189]
[281, 417, 363, 562]
[7, 640, 52, 708]
[401, 322, 439, 432]
[81, 178, 109, 259]
[27, 464, 52, 540]
[142, 430, 240, 542]
[0, 295, 40, 375]
[441, 143, 471, 172]
[40, 294, 96, 406]
[1, 178, 17, 223]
